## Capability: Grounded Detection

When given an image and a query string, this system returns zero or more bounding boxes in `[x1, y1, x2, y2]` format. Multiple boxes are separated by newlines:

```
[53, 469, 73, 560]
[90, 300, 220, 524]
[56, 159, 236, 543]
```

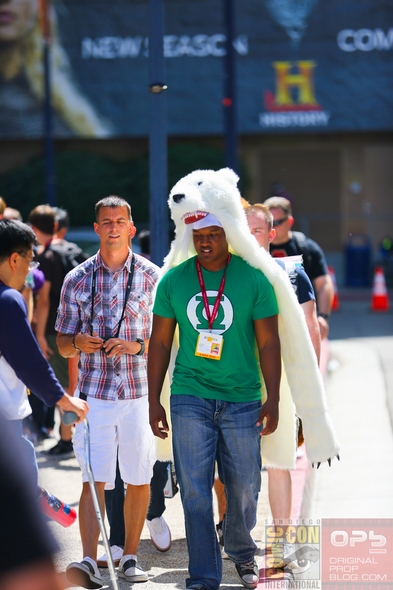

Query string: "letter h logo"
[264, 60, 322, 112]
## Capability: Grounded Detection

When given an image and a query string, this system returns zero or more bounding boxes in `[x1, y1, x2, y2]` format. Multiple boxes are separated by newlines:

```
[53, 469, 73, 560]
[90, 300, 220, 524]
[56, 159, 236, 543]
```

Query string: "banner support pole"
[38, 0, 56, 207]
[148, 0, 168, 266]
[223, 0, 239, 174]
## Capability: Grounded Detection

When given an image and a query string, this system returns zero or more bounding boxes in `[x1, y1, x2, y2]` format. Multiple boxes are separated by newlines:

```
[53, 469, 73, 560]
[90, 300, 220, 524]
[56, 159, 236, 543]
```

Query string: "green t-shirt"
[153, 254, 278, 402]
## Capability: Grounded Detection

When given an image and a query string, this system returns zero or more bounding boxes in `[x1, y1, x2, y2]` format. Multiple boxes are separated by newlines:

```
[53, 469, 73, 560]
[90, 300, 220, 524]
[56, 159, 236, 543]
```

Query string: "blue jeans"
[171, 395, 262, 590]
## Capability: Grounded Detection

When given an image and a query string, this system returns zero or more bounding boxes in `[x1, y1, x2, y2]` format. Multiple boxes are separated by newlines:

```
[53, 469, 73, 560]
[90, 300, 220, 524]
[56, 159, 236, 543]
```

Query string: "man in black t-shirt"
[28, 205, 73, 456]
[264, 196, 333, 340]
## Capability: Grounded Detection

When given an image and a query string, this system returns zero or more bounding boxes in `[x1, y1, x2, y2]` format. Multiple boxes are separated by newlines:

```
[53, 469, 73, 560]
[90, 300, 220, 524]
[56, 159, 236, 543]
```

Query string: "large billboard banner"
[0, 0, 392, 138]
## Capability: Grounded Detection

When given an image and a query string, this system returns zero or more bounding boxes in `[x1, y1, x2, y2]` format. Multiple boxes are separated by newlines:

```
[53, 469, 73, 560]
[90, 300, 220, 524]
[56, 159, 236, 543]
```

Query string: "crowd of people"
[0, 172, 337, 590]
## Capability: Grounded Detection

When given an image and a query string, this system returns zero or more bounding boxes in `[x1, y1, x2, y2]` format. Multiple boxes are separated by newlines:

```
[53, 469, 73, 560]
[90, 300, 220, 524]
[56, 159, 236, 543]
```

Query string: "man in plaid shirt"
[56, 196, 159, 589]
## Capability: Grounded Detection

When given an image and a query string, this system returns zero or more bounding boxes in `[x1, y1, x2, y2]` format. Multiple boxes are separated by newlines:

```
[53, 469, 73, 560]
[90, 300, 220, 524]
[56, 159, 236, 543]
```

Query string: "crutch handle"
[62, 411, 79, 425]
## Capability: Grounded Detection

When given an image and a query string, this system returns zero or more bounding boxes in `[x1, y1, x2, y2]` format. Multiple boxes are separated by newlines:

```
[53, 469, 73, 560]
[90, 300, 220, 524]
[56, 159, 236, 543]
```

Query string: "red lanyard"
[195, 254, 231, 331]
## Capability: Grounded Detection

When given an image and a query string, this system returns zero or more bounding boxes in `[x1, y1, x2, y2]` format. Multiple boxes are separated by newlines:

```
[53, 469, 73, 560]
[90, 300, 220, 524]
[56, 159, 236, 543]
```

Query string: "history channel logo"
[259, 61, 330, 129]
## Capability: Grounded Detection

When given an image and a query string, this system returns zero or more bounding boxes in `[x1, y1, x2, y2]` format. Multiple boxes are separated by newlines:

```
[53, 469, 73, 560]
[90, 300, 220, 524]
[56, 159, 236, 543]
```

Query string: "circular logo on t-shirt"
[186, 290, 234, 335]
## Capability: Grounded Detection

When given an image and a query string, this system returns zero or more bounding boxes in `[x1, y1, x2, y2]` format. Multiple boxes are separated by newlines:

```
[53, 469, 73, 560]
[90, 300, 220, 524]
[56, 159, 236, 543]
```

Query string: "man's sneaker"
[66, 557, 103, 589]
[97, 544, 123, 567]
[118, 554, 148, 582]
[215, 520, 229, 559]
[46, 439, 74, 458]
[146, 516, 171, 552]
[235, 559, 259, 589]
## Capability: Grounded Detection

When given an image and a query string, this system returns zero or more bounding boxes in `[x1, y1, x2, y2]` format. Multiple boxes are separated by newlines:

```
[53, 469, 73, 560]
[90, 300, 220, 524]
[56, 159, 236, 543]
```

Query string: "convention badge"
[195, 332, 224, 360]
[279, 255, 304, 274]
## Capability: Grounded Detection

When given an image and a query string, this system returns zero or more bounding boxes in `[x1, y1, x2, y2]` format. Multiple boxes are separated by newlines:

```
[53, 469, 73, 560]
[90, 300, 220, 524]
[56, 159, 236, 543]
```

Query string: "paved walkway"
[38, 439, 273, 590]
[310, 336, 393, 519]
[36, 291, 393, 589]
[310, 292, 393, 519]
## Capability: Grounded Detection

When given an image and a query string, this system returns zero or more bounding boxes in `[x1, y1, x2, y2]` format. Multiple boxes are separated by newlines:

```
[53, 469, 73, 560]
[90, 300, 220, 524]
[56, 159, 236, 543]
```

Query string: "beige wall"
[364, 145, 393, 249]
[241, 132, 393, 252]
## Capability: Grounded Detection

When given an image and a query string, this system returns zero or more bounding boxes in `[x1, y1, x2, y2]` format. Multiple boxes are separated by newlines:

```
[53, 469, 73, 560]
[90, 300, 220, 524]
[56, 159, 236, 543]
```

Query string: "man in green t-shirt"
[148, 212, 281, 590]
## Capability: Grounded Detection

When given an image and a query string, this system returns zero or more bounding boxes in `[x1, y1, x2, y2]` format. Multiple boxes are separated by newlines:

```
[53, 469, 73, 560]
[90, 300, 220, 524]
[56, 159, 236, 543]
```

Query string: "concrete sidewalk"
[37, 293, 393, 589]
[38, 439, 274, 590]
[309, 336, 393, 519]
[308, 292, 393, 519]
[257, 298, 393, 586]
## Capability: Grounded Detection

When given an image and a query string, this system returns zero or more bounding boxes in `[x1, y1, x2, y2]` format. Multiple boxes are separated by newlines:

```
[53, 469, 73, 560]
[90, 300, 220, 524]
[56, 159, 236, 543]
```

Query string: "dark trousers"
[105, 459, 169, 547]
[28, 392, 55, 432]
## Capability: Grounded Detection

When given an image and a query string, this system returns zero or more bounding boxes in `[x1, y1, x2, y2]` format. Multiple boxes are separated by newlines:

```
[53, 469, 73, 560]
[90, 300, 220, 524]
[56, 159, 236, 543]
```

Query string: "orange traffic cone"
[370, 267, 390, 312]
[328, 266, 340, 311]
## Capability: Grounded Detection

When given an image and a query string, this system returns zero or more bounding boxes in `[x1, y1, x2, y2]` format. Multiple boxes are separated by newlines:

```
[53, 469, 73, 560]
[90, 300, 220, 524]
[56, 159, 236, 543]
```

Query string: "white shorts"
[72, 394, 156, 488]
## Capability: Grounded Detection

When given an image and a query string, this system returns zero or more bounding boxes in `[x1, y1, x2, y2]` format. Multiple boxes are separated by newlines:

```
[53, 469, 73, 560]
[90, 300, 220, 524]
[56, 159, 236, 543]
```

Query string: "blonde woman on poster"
[0, 0, 111, 137]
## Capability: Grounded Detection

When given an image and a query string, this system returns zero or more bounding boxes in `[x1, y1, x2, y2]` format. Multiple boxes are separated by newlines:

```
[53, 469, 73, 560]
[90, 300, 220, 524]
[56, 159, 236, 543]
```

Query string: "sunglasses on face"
[272, 217, 288, 227]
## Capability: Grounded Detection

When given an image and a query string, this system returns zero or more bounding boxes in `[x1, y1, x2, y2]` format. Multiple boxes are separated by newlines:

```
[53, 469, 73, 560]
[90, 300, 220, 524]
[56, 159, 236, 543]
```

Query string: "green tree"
[0, 142, 247, 225]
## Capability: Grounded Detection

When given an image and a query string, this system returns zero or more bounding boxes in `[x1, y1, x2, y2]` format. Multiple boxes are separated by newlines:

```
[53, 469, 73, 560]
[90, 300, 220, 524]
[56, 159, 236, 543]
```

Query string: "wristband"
[72, 334, 82, 352]
[135, 338, 145, 356]
[318, 313, 330, 321]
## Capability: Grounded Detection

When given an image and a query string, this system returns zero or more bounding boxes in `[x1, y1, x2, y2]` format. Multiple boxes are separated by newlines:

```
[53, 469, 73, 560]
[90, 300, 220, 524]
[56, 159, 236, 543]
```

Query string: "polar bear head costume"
[158, 168, 340, 466]
[163, 167, 280, 276]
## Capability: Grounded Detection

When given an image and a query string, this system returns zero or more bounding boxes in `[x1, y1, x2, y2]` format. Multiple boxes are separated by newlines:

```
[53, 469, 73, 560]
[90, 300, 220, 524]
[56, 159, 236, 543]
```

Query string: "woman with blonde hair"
[0, 0, 111, 137]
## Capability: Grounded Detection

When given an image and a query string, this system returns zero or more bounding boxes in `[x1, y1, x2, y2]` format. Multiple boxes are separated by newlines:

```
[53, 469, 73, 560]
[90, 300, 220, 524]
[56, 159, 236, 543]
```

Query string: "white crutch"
[63, 412, 120, 590]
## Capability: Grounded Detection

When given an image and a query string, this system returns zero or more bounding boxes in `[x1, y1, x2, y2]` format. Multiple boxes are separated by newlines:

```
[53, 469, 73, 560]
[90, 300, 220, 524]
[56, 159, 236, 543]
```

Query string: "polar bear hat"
[160, 167, 340, 466]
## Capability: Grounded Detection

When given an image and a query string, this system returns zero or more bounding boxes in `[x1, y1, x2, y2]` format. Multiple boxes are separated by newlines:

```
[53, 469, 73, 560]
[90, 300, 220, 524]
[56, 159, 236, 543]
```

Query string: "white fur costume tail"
[156, 168, 340, 467]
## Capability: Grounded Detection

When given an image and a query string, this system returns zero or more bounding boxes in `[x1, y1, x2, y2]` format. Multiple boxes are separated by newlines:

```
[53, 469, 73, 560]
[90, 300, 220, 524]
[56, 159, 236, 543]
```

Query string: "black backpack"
[48, 241, 89, 278]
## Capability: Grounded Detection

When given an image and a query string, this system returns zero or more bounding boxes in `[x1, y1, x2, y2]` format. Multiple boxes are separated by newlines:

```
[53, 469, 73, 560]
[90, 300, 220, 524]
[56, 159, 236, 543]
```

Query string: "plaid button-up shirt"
[55, 250, 159, 401]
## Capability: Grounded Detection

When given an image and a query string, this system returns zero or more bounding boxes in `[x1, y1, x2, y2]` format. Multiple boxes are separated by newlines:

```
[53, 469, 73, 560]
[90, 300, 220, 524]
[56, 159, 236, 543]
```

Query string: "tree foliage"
[0, 142, 247, 225]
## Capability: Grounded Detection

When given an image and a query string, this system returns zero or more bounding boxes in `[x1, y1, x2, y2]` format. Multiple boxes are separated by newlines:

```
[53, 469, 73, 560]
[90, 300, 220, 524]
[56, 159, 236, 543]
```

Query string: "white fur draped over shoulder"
[155, 167, 340, 467]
